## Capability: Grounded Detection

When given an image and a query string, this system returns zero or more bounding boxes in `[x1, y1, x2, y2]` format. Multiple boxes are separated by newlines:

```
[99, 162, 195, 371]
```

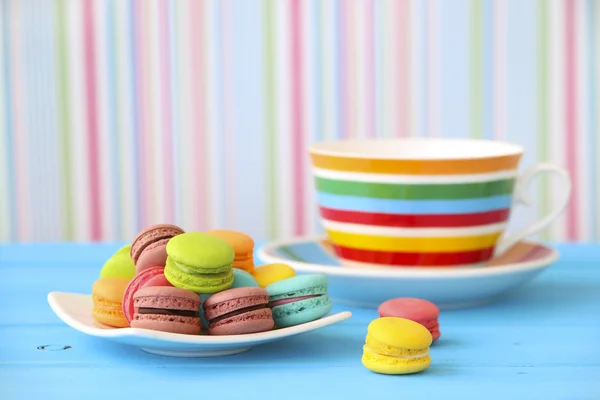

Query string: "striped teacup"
[309, 138, 571, 268]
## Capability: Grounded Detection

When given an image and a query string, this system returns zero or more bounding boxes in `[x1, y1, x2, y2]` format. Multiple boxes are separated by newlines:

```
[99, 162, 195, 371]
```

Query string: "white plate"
[257, 236, 559, 309]
[48, 292, 352, 357]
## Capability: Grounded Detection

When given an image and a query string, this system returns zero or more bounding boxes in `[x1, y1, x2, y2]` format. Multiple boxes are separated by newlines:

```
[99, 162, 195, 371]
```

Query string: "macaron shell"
[92, 307, 129, 328]
[203, 286, 269, 312]
[362, 349, 431, 375]
[271, 296, 333, 328]
[134, 237, 170, 274]
[141, 274, 173, 289]
[208, 308, 274, 335]
[99, 245, 136, 280]
[205, 229, 255, 252]
[122, 266, 165, 323]
[130, 224, 184, 262]
[131, 315, 201, 335]
[378, 298, 440, 342]
[266, 273, 328, 300]
[92, 278, 130, 328]
[368, 317, 433, 349]
[252, 263, 296, 288]
[231, 268, 259, 288]
[165, 232, 235, 271]
[164, 258, 234, 294]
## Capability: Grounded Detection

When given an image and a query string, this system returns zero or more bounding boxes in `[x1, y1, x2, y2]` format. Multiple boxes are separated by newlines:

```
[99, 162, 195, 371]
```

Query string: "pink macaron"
[131, 286, 202, 335]
[203, 287, 274, 335]
[122, 266, 173, 323]
[130, 224, 185, 274]
[378, 297, 441, 342]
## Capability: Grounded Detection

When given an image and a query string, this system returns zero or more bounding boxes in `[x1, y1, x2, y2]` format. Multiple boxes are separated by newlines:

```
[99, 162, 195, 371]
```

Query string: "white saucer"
[48, 292, 352, 357]
[257, 236, 559, 309]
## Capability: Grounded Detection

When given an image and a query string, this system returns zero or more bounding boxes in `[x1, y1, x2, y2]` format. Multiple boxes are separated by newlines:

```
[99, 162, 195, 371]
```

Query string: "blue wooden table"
[1, 242, 599, 399]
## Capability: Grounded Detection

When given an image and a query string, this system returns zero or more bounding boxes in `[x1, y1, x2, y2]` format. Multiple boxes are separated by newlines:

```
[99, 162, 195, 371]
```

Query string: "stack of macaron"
[91, 224, 334, 336]
[361, 297, 442, 375]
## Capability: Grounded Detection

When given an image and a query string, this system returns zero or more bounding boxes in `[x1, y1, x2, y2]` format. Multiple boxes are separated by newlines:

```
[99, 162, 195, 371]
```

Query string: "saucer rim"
[257, 236, 559, 279]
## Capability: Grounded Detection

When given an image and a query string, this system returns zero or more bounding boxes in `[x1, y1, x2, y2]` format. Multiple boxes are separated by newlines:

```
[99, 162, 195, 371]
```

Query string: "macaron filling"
[208, 304, 269, 325]
[269, 294, 319, 308]
[137, 307, 198, 318]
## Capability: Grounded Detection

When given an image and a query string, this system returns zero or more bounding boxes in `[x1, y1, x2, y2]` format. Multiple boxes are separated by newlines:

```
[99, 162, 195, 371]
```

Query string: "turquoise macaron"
[266, 274, 333, 328]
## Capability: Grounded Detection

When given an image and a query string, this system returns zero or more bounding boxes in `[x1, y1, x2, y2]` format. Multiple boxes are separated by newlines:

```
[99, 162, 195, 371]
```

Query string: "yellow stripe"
[325, 230, 502, 252]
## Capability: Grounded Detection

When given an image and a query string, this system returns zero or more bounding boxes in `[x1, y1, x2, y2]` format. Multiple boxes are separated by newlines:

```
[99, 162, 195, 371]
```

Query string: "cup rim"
[308, 138, 525, 160]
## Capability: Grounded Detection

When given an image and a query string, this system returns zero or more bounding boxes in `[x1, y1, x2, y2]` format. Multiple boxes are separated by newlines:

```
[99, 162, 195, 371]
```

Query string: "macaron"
[122, 266, 173, 323]
[362, 317, 432, 375]
[92, 277, 130, 328]
[252, 263, 296, 288]
[231, 268, 259, 288]
[266, 274, 333, 328]
[131, 286, 202, 335]
[378, 298, 441, 342]
[206, 229, 255, 273]
[130, 224, 185, 274]
[203, 287, 274, 335]
[99, 245, 136, 280]
[164, 232, 235, 293]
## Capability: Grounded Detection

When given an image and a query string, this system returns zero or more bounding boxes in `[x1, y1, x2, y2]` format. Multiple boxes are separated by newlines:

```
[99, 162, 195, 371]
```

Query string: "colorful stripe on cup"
[310, 152, 518, 268]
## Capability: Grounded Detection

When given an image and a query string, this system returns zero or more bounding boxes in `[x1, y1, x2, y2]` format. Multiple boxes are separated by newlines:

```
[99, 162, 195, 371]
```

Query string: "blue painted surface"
[0, 242, 599, 399]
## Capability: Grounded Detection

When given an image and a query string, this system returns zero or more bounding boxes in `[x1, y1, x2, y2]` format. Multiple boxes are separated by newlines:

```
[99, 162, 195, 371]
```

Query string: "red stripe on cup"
[331, 244, 495, 267]
[319, 207, 510, 228]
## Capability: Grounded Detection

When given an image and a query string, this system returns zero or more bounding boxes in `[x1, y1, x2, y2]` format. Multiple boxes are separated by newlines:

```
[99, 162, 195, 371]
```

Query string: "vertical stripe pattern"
[0, 0, 598, 243]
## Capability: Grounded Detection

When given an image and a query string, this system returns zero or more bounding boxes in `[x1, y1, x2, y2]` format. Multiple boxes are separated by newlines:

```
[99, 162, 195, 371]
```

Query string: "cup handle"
[494, 163, 572, 257]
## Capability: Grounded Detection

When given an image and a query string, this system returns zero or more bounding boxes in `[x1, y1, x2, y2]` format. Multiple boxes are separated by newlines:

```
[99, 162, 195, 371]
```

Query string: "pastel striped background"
[0, 0, 598, 243]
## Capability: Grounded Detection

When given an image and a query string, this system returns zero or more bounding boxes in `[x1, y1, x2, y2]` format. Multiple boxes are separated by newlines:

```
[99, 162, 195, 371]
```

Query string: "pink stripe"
[290, 0, 305, 235]
[365, 0, 376, 138]
[9, 3, 28, 241]
[564, 0, 579, 240]
[190, 1, 206, 230]
[83, 0, 101, 240]
[396, 1, 409, 136]
[134, 0, 149, 228]
[160, 0, 174, 223]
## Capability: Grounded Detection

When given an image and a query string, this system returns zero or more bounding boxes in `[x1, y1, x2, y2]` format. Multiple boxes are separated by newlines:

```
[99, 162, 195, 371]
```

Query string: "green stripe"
[264, 0, 277, 239]
[55, 0, 73, 240]
[470, 0, 483, 138]
[315, 177, 516, 200]
[537, 0, 550, 240]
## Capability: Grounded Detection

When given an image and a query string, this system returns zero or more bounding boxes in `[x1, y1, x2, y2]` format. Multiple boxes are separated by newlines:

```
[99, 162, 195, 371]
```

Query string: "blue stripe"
[588, 0, 597, 240]
[2, 0, 16, 240]
[128, 0, 141, 231]
[316, 192, 513, 214]
[420, 0, 428, 137]
[374, 0, 383, 137]
[107, 0, 121, 238]
[169, 0, 180, 225]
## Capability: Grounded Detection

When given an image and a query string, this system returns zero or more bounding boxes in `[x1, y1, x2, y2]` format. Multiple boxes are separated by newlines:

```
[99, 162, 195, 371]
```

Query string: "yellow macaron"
[362, 317, 432, 375]
[92, 277, 130, 328]
[252, 263, 296, 288]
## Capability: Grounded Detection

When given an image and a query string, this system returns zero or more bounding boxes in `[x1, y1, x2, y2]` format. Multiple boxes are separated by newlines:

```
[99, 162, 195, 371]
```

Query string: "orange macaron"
[206, 229, 255, 273]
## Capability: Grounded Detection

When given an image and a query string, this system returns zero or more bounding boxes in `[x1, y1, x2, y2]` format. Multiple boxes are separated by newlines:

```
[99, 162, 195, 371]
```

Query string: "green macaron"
[164, 232, 235, 293]
[99, 245, 136, 280]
